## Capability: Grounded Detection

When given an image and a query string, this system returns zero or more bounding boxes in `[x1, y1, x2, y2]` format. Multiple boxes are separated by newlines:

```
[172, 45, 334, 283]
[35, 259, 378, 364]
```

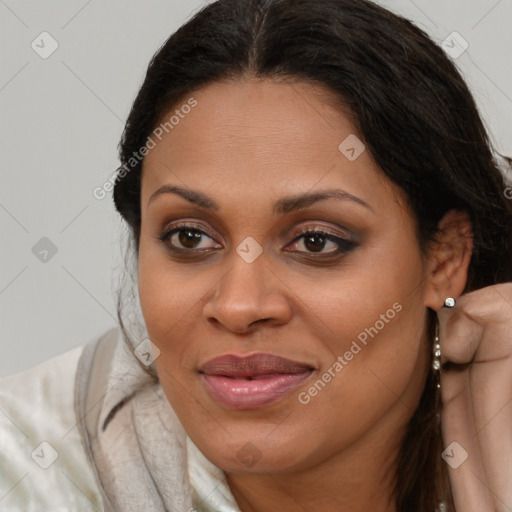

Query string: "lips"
[199, 354, 314, 409]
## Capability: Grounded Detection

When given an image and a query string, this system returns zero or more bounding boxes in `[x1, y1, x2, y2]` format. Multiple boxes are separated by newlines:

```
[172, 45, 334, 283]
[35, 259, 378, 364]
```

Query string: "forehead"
[141, 78, 402, 212]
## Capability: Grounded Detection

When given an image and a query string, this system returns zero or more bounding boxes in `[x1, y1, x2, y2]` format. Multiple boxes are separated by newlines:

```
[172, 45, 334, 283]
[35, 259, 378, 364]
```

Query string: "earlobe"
[423, 209, 473, 311]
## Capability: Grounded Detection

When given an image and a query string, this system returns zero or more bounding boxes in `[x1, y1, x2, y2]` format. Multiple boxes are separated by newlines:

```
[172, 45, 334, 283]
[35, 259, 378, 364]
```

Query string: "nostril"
[248, 318, 272, 329]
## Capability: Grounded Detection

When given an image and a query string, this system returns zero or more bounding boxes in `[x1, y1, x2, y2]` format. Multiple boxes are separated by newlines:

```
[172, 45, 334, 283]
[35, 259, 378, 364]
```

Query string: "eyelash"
[156, 222, 358, 259]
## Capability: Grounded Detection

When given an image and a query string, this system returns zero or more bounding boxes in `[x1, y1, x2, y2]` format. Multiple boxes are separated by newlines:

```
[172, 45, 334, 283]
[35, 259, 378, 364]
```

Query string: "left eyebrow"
[272, 189, 374, 214]
[147, 184, 373, 214]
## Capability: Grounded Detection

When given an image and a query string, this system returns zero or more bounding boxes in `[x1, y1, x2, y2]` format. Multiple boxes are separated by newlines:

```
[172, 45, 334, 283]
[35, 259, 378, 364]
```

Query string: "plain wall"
[1, 0, 511, 376]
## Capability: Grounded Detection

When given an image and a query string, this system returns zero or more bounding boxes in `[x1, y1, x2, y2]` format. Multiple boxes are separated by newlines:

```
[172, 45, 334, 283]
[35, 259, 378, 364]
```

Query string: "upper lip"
[199, 353, 314, 378]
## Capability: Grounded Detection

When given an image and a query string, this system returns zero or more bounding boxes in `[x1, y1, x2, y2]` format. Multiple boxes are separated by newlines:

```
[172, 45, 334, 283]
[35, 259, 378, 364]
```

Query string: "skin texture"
[137, 77, 472, 511]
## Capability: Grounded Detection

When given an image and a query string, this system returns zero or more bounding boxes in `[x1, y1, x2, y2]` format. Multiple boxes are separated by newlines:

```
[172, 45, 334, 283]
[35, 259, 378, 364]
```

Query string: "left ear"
[423, 209, 473, 311]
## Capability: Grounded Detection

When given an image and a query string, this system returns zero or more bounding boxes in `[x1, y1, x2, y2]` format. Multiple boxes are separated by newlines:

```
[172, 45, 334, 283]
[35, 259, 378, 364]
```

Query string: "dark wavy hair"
[111, 0, 512, 509]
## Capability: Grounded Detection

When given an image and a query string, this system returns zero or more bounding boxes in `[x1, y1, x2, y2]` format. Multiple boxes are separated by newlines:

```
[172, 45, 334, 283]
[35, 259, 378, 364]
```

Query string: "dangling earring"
[433, 297, 456, 373]
[435, 299, 456, 511]
[433, 319, 442, 425]
[433, 321, 441, 372]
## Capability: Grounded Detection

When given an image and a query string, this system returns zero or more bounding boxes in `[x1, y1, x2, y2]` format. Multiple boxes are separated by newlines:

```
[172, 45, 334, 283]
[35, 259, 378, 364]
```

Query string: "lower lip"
[202, 371, 313, 410]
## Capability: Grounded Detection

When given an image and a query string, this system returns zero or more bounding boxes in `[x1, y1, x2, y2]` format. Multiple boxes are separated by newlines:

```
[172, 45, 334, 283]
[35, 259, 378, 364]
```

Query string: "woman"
[1, 0, 512, 510]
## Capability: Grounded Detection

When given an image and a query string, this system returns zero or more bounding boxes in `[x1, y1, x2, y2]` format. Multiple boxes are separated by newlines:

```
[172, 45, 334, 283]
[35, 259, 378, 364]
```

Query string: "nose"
[202, 251, 293, 334]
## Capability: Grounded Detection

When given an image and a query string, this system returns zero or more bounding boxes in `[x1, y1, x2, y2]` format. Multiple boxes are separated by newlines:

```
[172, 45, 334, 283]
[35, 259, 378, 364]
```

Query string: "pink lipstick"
[199, 353, 314, 409]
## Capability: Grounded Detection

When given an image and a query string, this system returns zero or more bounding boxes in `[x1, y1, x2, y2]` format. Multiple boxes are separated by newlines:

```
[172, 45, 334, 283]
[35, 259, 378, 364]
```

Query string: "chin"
[192, 426, 322, 475]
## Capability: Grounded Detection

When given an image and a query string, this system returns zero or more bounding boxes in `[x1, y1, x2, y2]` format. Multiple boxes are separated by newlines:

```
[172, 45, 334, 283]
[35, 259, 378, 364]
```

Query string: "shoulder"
[0, 339, 105, 511]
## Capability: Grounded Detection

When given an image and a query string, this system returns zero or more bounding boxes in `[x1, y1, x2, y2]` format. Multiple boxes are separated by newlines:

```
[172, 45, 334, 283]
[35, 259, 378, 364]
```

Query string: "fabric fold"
[74, 327, 195, 512]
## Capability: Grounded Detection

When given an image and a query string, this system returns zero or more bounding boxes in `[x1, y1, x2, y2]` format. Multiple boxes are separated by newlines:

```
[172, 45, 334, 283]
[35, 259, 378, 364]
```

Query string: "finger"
[441, 366, 512, 511]
[477, 404, 512, 510]
[438, 284, 512, 326]
[437, 306, 482, 367]
[468, 359, 512, 510]
[440, 369, 496, 510]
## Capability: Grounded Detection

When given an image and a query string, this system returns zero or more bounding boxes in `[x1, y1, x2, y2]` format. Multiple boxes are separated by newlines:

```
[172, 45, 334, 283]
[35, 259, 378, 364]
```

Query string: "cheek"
[298, 239, 428, 400]
[301, 242, 424, 349]
[137, 238, 205, 352]
[292, 282, 427, 458]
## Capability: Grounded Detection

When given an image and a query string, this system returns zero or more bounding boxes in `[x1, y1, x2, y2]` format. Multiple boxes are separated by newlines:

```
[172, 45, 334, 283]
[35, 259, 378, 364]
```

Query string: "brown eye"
[286, 229, 357, 256]
[177, 229, 203, 249]
[158, 224, 221, 253]
[303, 232, 328, 253]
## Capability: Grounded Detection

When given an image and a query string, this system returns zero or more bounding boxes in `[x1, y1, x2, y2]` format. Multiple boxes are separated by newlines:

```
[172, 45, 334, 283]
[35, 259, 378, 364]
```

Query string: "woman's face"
[138, 78, 432, 476]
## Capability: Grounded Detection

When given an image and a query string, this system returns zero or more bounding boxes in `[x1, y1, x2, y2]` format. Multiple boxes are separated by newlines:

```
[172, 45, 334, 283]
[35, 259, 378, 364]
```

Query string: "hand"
[437, 283, 512, 512]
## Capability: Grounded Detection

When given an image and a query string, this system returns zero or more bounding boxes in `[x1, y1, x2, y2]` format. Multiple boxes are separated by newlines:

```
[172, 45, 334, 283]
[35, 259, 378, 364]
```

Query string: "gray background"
[1, 0, 511, 376]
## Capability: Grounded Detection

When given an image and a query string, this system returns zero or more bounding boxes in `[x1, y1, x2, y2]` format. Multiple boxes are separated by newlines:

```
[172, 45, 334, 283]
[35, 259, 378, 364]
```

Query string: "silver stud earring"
[443, 297, 456, 308]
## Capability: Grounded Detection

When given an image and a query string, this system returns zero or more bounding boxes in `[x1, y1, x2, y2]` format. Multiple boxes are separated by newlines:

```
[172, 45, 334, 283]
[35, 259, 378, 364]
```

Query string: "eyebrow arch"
[273, 189, 373, 214]
[148, 184, 373, 214]
[148, 185, 218, 210]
